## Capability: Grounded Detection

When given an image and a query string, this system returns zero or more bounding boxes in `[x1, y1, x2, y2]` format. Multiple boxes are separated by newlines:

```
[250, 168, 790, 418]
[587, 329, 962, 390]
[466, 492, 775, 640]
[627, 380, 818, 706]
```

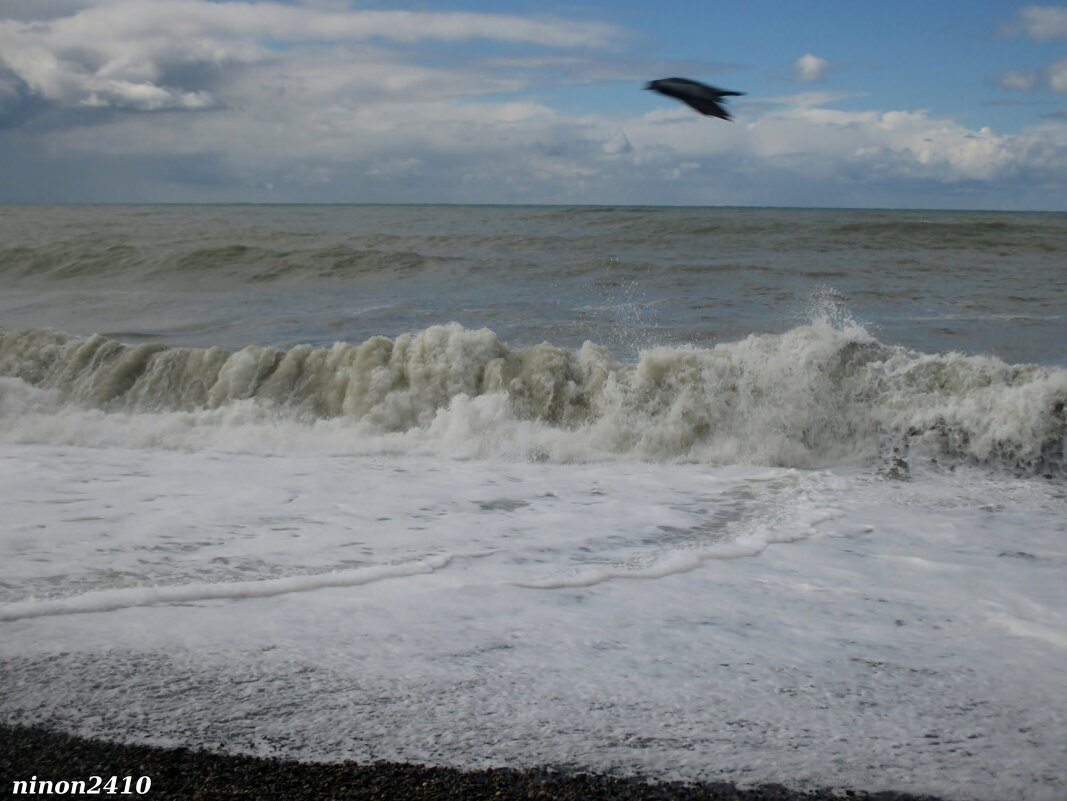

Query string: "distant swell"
[0, 241, 438, 284]
[1, 323, 1064, 473]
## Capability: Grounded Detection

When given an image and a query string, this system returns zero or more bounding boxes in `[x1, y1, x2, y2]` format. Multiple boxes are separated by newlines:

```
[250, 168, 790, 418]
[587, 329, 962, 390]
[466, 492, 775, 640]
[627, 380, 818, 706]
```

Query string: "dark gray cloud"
[0, 0, 98, 23]
[0, 61, 49, 129]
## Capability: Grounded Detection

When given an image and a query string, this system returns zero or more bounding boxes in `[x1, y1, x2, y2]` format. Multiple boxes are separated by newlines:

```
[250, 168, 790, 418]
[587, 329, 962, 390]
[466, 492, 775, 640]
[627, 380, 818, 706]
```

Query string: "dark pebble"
[0, 723, 951, 801]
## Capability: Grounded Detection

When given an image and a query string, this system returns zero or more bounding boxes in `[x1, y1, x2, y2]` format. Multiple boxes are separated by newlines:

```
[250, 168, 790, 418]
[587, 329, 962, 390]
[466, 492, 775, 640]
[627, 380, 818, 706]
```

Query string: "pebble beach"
[1, 724, 949, 801]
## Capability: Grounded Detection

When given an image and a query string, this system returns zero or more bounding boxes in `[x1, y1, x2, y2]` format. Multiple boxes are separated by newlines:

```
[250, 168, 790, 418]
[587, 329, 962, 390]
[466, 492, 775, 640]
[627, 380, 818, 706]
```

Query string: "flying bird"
[645, 78, 744, 121]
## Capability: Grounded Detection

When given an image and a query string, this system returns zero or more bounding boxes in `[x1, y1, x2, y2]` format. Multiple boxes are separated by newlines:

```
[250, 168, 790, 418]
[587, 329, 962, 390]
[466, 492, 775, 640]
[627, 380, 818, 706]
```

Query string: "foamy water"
[1, 205, 1065, 800]
[2, 320, 1063, 472]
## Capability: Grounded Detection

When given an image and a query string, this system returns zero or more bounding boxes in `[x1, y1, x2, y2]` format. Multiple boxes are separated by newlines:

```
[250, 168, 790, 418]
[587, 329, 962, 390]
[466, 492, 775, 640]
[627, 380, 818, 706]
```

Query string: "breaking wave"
[1, 322, 1064, 473]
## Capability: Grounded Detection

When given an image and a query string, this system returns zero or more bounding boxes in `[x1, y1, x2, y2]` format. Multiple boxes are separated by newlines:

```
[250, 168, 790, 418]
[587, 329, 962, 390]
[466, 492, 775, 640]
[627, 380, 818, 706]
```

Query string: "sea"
[0, 204, 1064, 800]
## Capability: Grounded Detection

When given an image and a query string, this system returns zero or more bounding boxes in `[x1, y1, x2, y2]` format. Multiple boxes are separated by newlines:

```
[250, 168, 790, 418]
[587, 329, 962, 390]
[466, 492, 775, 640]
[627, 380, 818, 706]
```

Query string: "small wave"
[162, 243, 437, 282]
[0, 240, 440, 285]
[832, 217, 1064, 252]
[1, 323, 1064, 474]
[0, 554, 453, 621]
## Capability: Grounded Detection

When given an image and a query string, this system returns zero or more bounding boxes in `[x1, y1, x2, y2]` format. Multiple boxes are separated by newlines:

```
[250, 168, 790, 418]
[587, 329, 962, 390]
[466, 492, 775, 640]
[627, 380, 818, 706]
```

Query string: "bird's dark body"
[645, 77, 744, 120]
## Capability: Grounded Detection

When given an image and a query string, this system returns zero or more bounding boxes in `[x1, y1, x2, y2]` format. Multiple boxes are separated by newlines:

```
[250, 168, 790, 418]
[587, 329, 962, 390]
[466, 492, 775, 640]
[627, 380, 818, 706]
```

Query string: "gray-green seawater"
[2, 204, 1064, 362]
[1, 204, 1064, 472]
[3, 205, 1067, 801]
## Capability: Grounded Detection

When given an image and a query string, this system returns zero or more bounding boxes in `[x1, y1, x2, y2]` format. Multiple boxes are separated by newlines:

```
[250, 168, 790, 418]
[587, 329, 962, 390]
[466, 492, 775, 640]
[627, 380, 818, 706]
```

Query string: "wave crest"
[1, 323, 1064, 472]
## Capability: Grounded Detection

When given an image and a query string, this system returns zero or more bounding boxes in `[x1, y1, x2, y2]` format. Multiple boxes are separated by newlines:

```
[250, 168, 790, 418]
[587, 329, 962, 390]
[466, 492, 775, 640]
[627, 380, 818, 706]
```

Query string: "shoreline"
[1, 723, 950, 801]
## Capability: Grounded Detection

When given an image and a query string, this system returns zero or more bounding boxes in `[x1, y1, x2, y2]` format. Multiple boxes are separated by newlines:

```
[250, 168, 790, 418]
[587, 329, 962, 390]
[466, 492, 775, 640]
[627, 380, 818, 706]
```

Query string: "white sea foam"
[0, 554, 453, 622]
[1, 444, 1065, 800]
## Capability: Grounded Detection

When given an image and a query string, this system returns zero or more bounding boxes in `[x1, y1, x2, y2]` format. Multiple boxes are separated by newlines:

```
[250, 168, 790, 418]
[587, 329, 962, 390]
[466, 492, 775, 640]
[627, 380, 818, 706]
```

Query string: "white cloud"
[0, 0, 623, 112]
[765, 91, 858, 107]
[1011, 5, 1067, 41]
[2, 1, 1067, 208]
[601, 129, 633, 156]
[11, 1, 623, 49]
[998, 69, 1038, 92]
[999, 6, 1067, 97]
[793, 53, 829, 82]
[11, 84, 1067, 207]
[81, 83, 213, 110]
[1046, 58, 1067, 92]
[625, 102, 1038, 185]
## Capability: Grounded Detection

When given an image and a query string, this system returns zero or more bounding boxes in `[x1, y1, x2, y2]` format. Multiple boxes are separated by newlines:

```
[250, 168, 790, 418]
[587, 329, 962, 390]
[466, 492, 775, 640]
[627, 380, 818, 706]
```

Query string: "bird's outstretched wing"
[645, 77, 744, 121]
[679, 95, 732, 120]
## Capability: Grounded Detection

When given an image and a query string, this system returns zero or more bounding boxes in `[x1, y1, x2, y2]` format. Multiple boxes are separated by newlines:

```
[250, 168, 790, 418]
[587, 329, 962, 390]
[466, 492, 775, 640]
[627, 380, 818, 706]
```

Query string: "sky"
[1, 0, 1067, 208]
